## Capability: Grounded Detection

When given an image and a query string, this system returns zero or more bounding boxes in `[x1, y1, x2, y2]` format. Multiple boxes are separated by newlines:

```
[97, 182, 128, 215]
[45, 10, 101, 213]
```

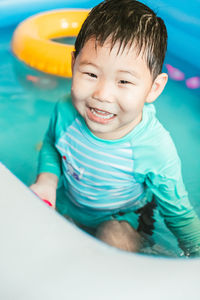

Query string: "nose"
[92, 78, 114, 103]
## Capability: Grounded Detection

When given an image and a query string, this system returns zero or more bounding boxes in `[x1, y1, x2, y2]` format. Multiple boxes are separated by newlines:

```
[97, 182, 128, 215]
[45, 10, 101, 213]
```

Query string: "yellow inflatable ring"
[11, 9, 89, 77]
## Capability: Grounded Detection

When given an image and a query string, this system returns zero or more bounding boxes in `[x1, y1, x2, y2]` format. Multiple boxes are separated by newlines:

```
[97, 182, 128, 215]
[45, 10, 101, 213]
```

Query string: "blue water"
[0, 25, 200, 257]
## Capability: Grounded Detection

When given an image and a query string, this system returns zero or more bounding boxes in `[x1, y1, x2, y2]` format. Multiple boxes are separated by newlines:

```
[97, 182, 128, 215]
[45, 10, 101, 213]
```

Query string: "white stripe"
[65, 174, 132, 193]
[67, 177, 143, 203]
[67, 175, 143, 198]
[57, 145, 132, 183]
[109, 189, 143, 198]
[61, 165, 103, 195]
[66, 192, 83, 208]
[82, 174, 131, 185]
[69, 184, 97, 198]
[60, 137, 133, 173]
[69, 191, 143, 209]
[70, 152, 133, 178]
[67, 176, 106, 192]
[71, 122, 133, 159]
[57, 144, 133, 180]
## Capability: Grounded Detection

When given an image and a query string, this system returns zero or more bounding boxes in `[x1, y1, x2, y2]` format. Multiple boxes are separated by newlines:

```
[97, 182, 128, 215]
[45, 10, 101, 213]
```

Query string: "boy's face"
[71, 37, 165, 140]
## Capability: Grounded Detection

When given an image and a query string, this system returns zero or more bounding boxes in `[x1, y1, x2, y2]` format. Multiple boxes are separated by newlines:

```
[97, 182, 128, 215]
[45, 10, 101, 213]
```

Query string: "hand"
[30, 173, 58, 208]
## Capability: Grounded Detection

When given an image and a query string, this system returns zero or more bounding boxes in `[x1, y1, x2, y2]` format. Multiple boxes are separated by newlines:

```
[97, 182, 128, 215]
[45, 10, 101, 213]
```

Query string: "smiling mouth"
[90, 107, 115, 119]
[87, 107, 116, 124]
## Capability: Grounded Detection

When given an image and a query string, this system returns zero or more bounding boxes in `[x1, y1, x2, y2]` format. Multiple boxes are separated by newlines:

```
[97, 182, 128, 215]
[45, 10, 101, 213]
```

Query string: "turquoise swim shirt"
[38, 95, 200, 256]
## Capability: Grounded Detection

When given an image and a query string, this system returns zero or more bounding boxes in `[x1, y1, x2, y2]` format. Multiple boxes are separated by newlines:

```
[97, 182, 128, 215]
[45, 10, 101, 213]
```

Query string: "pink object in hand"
[42, 199, 53, 207]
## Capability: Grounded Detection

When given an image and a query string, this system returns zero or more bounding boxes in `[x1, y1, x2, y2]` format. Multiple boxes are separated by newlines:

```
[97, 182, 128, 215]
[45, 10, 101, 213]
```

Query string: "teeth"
[91, 108, 114, 119]
[95, 109, 107, 114]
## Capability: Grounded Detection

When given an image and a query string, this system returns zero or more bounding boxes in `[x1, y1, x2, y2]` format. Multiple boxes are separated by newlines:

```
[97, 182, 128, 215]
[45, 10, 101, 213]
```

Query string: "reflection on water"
[0, 25, 199, 257]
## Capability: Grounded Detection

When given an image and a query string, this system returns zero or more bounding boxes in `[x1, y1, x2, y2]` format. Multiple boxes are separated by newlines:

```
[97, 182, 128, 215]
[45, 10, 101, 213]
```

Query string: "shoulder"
[55, 94, 77, 118]
[48, 94, 78, 139]
[132, 105, 181, 178]
[53, 94, 78, 126]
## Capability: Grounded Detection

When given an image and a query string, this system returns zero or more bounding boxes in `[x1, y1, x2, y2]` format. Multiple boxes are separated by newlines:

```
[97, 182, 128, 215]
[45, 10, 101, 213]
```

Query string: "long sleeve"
[38, 103, 62, 178]
[146, 170, 200, 256]
[132, 104, 200, 256]
[37, 95, 78, 178]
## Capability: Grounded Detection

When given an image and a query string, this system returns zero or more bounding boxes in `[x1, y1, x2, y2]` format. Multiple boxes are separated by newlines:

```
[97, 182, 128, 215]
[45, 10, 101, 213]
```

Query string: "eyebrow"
[118, 70, 140, 79]
[79, 60, 99, 68]
[79, 60, 140, 79]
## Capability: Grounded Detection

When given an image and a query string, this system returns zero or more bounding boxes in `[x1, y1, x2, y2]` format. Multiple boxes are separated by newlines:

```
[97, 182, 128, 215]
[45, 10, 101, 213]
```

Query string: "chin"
[87, 120, 112, 134]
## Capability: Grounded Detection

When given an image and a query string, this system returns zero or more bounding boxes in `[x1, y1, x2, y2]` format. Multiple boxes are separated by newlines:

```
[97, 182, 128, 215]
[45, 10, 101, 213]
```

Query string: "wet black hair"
[74, 0, 167, 79]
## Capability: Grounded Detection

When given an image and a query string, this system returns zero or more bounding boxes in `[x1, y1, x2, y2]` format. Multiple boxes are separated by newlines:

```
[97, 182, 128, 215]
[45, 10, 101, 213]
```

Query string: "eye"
[119, 80, 131, 85]
[85, 72, 97, 78]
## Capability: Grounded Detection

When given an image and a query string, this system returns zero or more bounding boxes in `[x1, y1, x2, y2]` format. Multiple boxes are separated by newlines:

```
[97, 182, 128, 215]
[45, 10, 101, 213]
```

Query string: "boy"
[31, 0, 200, 256]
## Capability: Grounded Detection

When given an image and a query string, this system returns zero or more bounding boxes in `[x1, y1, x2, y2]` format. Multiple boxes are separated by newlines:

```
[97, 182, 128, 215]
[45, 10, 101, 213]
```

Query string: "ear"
[71, 51, 76, 73]
[146, 73, 168, 103]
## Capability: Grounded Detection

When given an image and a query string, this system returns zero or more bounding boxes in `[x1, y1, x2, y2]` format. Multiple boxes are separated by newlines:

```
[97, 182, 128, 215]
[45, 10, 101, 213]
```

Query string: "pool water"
[1, 25, 200, 257]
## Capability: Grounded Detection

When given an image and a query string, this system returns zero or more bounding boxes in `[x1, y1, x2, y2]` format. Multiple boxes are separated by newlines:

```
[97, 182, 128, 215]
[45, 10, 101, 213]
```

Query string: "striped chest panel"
[55, 117, 145, 210]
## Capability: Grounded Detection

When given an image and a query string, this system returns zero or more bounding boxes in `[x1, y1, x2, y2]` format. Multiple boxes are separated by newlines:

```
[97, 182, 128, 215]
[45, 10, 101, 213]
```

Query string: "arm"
[133, 105, 200, 255]
[30, 172, 58, 208]
[30, 103, 62, 207]
[146, 172, 200, 257]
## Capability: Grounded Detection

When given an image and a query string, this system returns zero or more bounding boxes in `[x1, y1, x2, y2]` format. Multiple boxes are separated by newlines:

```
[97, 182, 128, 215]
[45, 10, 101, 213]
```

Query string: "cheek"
[71, 81, 83, 100]
[71, 75, 91, 99]
[119, 87, 147, 111]
[118, 93, 137, 112]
